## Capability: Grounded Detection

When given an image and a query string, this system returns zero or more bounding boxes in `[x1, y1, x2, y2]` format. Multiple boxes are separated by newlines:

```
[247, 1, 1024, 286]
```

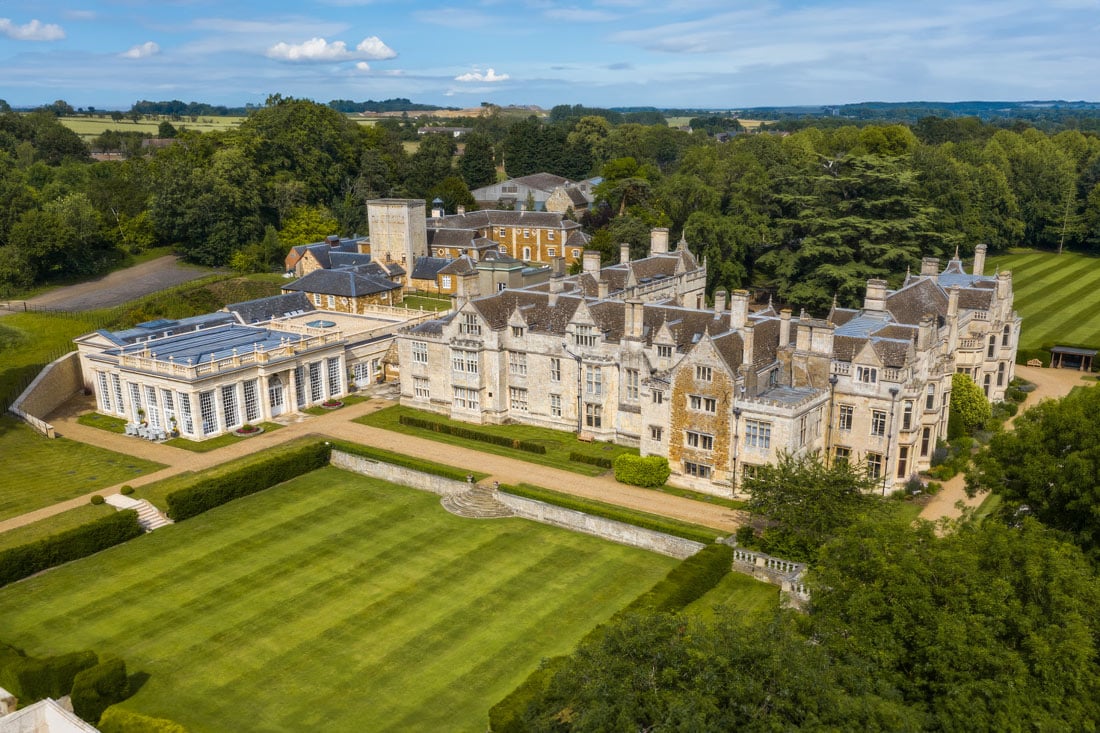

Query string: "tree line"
[2, 96, 1100, 314]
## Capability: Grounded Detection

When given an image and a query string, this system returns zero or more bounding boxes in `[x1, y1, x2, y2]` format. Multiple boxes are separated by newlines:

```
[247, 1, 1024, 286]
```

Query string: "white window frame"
[745, 419, 771, 449]
[412, 341, 428, 364]
[509, 387, 529, 412]
[414, 377, 430, 399]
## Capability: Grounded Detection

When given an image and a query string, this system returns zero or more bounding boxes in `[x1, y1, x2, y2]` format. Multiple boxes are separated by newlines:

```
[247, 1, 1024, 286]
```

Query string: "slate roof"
[101, 312, 238, 346]
[226, 292, 314, 324]
[439, 256, 478, 276]
[289, 238, 364, 270]
[112, 324, 311, 365]
[429, 210, 582, 232]
[328, 251, 373, 269]
[411, 257, 452, 280]
[283, 269, 401, 297]
[513, 173, 572, 191]
[885, 278, 948, 325]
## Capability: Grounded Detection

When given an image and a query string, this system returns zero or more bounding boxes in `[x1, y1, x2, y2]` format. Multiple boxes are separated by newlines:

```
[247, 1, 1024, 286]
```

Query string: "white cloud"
[455, 67, 510, 82]
[356, 36, 396, 60]
[356, 61, 371, 72]
[120, 41, 160, 59]
[266, 35, 395, 62]
[0, 18, 65, 41]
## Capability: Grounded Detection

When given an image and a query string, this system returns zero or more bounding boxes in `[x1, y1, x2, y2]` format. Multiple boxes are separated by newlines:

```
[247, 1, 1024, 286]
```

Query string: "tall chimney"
[582, 250, 601, 276]
[921, 257, 940, 276]
[779, 309, 792, 347]
[649, 228, 669, 256]
[597, 279, 609, 299]
[729, 289, 749, 330]
[456, 205, 466, 216]
[714, 289, 728, 315]
[548, 275, 563, 306]
[620, 242, 631, 265]
[947, 285, 960, 320]
[741, 323, 754, 368]
[552, 256, 566, 277]
[631, 300, 644, 338]
[973, 243, 987, 277]
[864, 279, 887, 311]
[997, 270, 1012, 300]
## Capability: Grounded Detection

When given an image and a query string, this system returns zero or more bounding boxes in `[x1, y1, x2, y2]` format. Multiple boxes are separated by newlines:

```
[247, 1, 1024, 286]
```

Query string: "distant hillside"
[713, 100, 1100, 125]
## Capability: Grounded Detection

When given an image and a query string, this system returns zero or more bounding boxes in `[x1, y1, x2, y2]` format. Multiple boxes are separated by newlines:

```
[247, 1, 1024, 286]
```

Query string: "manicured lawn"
[77, 412, 127, 433]
[357, 405, 638, 476]
[400, 294, 453, 312]
[988, 249, 1100, 351]
[301, 394, 370, 415]
[682, 571, 781, 624]
[0, 467, 676, 732]
[0, 503, 116, 551]
[163, 421, 284, 452]
[0, 416, 165, 521]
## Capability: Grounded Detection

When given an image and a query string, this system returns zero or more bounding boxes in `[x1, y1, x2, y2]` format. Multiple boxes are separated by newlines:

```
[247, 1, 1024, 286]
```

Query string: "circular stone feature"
[306, 319, 337, 328]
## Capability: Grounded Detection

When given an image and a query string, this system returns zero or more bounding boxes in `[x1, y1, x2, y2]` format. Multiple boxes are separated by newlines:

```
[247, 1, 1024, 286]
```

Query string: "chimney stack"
[597, 279, 609, 299]
[921, 257, 940, 276]
[649, 228, 669, 256]
[729, 289, 749, 330]
[431, 198, 444, 218]
[779, 309, 792, 347]
[620, 242, 631, 265]
[631, 300, 644, 338]
[997, 270, 1012, 300]
[863, 279, 887, 311]
[326, 235, 340, 248]
[973, 243, 987, 277]
[714, 288, 728, 315]
[457, 205, 466, 216]
[552, 256, 566, 277]
[947, 285, 960, 320]
[582, 250, 601, 276]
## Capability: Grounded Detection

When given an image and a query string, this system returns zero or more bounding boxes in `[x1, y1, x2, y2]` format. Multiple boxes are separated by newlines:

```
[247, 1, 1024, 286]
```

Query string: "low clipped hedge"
[71, 658, 130, 724]
[166, 441, 330, 520]
[398, 415, 547, 454]
[0, 644, 98, 703]
[328, 440, 486, 483]
[98, 707, 188, 733]
[0, 510, 142, 588]
[489, 544, 732, 732]
[612, 454, 671, 487]
[500, 483, 720, 545]
[568, 452, 613, 469]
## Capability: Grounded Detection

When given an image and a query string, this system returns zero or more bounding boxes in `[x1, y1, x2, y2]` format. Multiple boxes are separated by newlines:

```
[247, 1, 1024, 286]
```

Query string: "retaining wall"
[496, 492, 706, 559]
[331, 450, 471, 495]
[8, 351, 82, 437]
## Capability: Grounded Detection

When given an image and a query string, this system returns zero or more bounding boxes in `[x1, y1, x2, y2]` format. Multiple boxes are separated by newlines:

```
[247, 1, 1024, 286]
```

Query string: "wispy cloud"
[455, 67, 510, 82]
[543, 7, 618, 22]
[266, 35, 396, 62]
[120, 41, 160, 59]
[63, 10, 98, 21]
[0, 18, 65, 41]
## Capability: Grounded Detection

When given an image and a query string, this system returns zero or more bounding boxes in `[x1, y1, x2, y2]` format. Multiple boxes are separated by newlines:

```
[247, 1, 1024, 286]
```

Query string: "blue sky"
[1, 0, 1097, 109]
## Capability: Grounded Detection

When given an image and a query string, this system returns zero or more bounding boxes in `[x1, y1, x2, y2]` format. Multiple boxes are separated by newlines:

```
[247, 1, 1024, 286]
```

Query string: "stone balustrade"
[119, 333, 341, 378]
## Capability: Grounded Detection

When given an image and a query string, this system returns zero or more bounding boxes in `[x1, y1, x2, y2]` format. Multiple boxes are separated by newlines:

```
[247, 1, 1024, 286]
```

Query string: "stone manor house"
[398, 241, 1019, 496]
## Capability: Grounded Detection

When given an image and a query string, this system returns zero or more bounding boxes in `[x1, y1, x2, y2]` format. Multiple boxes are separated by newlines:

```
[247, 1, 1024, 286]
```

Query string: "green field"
[0, 467, 676, 732]
[683, 571, 781, 624]
[0, 416, 165, 520]
[988, 249, 1100, 351]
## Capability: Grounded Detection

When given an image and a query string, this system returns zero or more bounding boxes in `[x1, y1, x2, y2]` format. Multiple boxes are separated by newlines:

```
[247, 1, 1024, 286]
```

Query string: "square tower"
[367, 199, 428, 270]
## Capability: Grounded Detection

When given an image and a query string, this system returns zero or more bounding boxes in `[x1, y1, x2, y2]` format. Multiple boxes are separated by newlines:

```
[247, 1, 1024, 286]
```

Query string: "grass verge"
[163, 421, 284, 452]
[682, 571, 781, 624]
[76, 413, 127, 434]
[501, 483, 727, 543]
[356, 405, 637, 476]
[301, 394, 370, 415]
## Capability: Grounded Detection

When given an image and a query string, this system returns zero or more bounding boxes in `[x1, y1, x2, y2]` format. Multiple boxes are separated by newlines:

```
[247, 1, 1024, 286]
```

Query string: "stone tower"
[366, 199, 428, 273]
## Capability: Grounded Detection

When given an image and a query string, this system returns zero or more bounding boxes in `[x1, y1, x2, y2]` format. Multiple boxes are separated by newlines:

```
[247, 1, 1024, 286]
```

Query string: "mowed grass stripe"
[1003, 253, 1091, 304]
[0, 468, 675, 732]
[1013, 275, 1100, 345]
[1010, 258, 1100, 312]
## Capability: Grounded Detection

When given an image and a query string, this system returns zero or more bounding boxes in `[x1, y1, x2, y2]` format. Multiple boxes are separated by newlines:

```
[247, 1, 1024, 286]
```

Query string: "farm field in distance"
[987, 249, 1100, 351]
[60, 115, 245, 141]
[0, 466, 678, 732]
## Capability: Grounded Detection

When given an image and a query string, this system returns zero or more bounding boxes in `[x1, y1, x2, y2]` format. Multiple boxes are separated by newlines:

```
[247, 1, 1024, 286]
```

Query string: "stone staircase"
[105, 494, 174, 532]
[440, 487, 515, 519]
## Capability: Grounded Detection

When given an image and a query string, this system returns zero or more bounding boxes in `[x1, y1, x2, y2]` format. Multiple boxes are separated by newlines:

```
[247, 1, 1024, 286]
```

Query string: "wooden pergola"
[1050, 346, 1097, 371]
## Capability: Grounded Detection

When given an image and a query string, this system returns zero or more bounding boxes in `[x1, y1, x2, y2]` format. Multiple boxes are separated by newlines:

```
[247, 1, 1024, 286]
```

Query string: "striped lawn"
[0, 466, 676, 732]
[988, 250, 1100, 350]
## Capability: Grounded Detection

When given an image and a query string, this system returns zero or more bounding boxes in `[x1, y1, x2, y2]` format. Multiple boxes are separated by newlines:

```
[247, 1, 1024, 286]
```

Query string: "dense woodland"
[3, 95, 1100, 312]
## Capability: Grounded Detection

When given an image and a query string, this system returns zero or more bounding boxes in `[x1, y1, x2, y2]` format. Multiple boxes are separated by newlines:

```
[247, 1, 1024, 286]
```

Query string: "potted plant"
[321, 399, 344, 409]
[137, 408, 146, 426]
[169, 416, 180, 437]
[234, 423, 263, 436]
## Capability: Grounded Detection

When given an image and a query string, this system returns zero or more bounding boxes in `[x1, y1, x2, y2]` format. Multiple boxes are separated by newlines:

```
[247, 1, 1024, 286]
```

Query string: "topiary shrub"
[612, 454, 671, 487]
[98, 707, 188, 733]
[120, 485, 134, 496]
[71, 658, 130, 724]
[90, 495, 106, 505]
[569, 452, 613, 469]
[0, 646, 98, 703]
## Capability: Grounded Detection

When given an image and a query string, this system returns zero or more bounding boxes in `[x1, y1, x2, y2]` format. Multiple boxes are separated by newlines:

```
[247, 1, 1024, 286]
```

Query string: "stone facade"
[366, 198, 429, 274]
[397, 249, 1019, 496]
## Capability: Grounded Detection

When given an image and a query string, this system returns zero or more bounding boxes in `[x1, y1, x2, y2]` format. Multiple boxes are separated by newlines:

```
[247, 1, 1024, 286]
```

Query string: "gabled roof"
[440, 256, 478, 276]
[885, 278, 949, 325]
[328, 251, 373, 269]
[283, 269, 401, 297]
[411, 257, 452, 280]
[512, 173, 573, 191]
[226, 292, 314, 324]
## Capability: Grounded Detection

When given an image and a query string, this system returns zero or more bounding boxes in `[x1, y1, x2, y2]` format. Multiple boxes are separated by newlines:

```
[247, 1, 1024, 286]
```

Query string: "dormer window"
[657, 345, 673, 359]
[460, 313, 481, 336]
[856, 366, 877, 383]
[574, 325, 597, 347]
[512, 326, 524, 338]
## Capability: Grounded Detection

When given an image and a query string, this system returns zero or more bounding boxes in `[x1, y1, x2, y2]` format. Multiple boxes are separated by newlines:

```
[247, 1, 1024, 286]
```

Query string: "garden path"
[918, 364, 1092, 522]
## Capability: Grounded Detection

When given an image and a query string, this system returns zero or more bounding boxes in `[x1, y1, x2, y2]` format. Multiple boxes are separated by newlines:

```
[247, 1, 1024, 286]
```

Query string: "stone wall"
[330, 450, 470, 495]
[9, 351, 82, 437]
[496, 492, 707, 559]
[721, 538, 809, 607]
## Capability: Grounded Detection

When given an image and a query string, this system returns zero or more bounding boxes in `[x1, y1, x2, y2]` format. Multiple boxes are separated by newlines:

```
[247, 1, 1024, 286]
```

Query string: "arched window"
[983, 373, 992, 396]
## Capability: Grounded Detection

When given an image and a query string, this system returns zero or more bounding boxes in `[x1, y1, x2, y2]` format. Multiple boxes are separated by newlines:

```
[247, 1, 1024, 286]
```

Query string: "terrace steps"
[440, 487, 515, 519]
[105, 494, 174, 531]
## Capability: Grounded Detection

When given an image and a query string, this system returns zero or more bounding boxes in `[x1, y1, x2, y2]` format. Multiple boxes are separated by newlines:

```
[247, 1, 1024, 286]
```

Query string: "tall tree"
[458, 132, 496, 190]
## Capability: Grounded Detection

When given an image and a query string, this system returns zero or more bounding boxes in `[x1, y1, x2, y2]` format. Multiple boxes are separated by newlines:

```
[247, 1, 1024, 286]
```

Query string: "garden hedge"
[398, 415, 547, 454]
[612, 454, 671, 487]
[0, 510, 142, 588]
[165, 441, 330, 520]
[71, 658, 130, 724]
[568, 451, 613, 469]
[0, 644, 98, 703]
[98, 707, 189, 733]
[487, 655, 569, 733]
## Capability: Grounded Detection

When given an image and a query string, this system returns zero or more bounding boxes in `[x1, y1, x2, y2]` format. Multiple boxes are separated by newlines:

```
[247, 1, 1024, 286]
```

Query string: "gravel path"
[0, 396, 743, 535]
[4, 256, 216, 313]
[917, 364, 1092, 522]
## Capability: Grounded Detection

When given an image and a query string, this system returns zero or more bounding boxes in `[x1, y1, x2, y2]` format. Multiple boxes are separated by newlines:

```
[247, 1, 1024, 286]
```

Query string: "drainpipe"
[731, 406, 742, 498]
[883, 386, 900, 495]
[562, 342, 584, 434]
[825, 373, 838, 466]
